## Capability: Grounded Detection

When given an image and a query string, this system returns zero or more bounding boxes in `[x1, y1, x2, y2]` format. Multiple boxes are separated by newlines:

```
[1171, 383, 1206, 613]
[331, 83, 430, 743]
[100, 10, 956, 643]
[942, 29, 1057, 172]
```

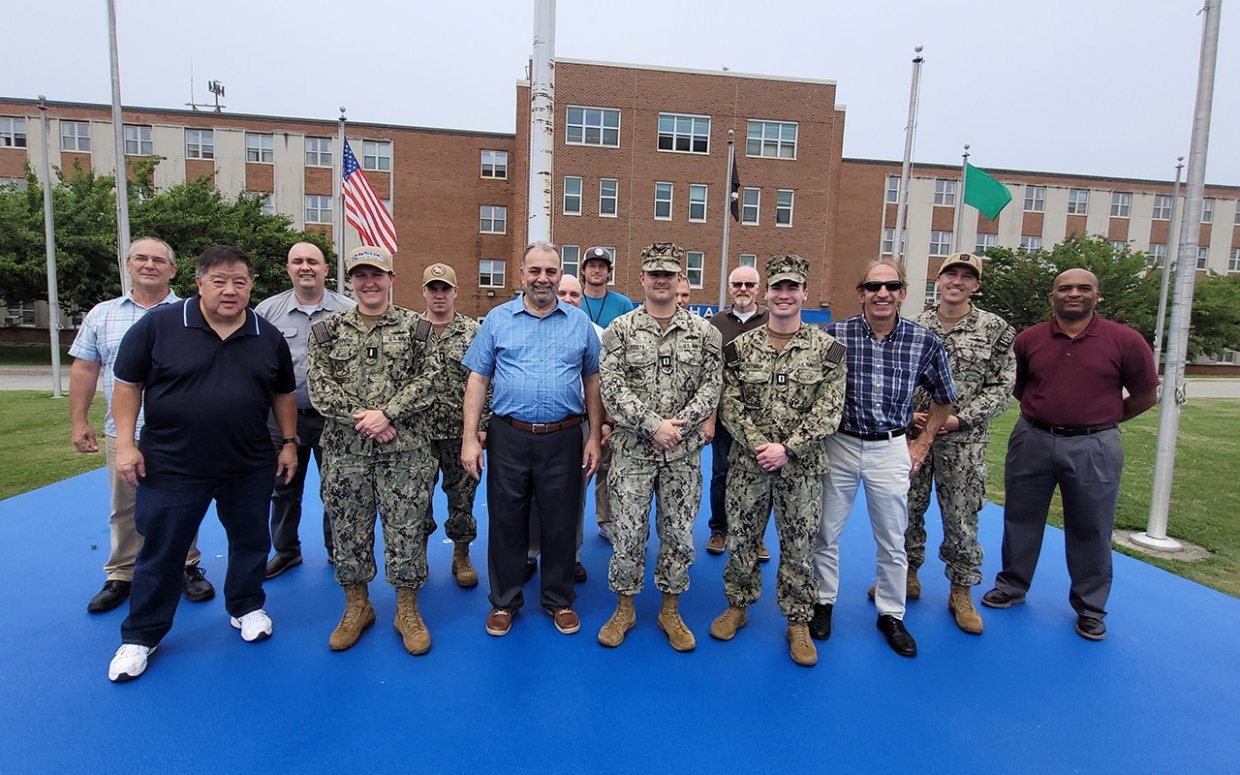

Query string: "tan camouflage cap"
[640, 242, 685, 273]
[766, 254, 809, 285]
[938, 252, 983, 278]
[347, 246, 394, 274]
[423, 262, 458, 287]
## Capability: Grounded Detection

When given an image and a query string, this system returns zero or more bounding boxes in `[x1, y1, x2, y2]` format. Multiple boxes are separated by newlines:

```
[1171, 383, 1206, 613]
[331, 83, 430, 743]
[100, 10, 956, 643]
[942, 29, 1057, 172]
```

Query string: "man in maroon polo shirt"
[980, 268, 1159, 641]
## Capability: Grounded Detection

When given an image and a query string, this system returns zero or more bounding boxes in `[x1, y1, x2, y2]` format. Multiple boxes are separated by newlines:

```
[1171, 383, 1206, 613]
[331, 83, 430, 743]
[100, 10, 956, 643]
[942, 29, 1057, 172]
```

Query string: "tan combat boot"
[394, 586, 431, 655]
[597, 594, 637, 647]
[709, 605, 748, 641]
[948, 583, 983, 634]
[329, 583, 376, 651]
[451, 541, 479, 588]
[656, 592, 696, 652]
[907, 566, 922, 600]
[786, 621, 818, 667]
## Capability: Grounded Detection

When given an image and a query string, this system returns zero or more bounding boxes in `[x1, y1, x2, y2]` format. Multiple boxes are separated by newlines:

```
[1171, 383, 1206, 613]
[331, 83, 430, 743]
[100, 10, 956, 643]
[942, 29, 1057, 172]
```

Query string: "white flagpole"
[892, 45, 924, 271]
[106, 0, 131, 296]
[1151, 156, 1184, 372]
[718, 130, 735, 309]
[1134, 0, 1222, 553]
[953, 144, 969, 252]
[527, 0, 556, 244]
[335, 107, 346, 292]
[38, 97, 63, 398]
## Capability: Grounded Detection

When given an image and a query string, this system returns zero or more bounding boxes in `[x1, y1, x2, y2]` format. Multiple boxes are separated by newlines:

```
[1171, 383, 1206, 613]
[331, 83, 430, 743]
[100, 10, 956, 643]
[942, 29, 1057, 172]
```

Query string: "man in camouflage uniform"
[901, 253, 1014, 634]
[709, 255, 846, 667]
[598, 243, 722, 652]
[420, 262, 486, 589]
[308, 246, 441, 655]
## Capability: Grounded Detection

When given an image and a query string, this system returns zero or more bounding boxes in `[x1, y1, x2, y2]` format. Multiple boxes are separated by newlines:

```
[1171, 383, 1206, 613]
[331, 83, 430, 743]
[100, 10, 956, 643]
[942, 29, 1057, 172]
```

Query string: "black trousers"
[486, 418, 582, 612]
[708, 424, 734, 534]
[268, 411, 333, 558]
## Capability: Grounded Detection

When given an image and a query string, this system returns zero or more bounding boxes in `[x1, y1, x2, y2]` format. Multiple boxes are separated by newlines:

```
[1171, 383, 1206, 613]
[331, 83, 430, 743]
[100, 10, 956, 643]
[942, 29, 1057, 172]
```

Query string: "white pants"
[813, 433, 911, 618]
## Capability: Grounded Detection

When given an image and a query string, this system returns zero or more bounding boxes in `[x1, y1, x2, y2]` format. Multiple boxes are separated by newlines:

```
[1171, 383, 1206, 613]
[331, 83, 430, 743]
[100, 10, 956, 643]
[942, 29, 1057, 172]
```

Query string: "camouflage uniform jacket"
[600, 306, 723, 463]
[720, 324, 846, 476]
[422, 313, 490, 440]
[307, 305, 441, 455]
[912, 305, 1015, 443]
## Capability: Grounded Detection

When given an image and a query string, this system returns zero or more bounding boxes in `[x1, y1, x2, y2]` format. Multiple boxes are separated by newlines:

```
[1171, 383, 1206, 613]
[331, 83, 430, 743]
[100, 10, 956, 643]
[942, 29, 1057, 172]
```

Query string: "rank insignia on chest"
[367, 346, 378, 359]
[776, 373, 788, 385]
[659, 355, 672, 370]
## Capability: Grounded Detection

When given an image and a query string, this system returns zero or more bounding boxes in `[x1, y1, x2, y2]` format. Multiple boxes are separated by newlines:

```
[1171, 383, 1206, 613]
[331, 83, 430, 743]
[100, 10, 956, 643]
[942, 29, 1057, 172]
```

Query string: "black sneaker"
[88, 580, 131, 613]
[182, 566, 216, 603]
[809, 603, 833, 641]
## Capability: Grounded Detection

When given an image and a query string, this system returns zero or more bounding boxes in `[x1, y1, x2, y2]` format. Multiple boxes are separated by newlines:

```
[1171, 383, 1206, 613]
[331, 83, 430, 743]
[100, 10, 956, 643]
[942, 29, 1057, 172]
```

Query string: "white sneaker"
[108, 644, 155, 682]
[230, 609, 273, 642]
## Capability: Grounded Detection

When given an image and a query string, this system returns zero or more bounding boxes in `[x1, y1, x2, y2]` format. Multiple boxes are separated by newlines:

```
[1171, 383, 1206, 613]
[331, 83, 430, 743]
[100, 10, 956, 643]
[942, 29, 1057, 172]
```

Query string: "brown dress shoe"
[551, 608, 581, 634]
[485, 608, 514, 637]
[706, 532, 726, 555]
[757, 542, 771, 563]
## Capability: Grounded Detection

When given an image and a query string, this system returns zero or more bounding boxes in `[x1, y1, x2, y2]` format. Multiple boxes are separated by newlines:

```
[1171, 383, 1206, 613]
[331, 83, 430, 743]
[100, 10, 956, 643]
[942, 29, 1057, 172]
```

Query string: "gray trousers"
[995, 417, 1123, 619]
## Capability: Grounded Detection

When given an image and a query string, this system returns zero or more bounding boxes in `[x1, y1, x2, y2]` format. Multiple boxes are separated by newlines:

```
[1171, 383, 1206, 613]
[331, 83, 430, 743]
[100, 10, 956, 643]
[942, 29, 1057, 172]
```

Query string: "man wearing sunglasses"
[811, 260, 957, 658]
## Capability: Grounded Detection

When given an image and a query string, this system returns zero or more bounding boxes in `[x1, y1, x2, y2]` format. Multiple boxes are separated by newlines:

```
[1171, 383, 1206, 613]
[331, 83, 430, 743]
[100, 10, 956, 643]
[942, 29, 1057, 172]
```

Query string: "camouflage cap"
[766, 254, 809, 285]
[423, 262, 458, 287]
[640, 242, 685, 273]
[938, 252, 983, 278]
[347, 246, 394, 274]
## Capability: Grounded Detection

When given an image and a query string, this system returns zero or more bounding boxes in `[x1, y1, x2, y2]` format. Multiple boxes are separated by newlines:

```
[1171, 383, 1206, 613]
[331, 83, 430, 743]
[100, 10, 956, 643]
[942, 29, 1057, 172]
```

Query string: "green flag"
[964, 163, 1012, 220]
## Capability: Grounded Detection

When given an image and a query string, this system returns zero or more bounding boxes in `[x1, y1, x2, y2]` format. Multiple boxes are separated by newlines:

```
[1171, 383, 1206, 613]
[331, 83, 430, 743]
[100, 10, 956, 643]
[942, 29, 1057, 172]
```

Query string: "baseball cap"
[939, 252, 983, 278]
[346, 246, 394, 274]
[423, 262, 458, 287]
[582, 246, 613, 266]
[639, 242, 685, 273]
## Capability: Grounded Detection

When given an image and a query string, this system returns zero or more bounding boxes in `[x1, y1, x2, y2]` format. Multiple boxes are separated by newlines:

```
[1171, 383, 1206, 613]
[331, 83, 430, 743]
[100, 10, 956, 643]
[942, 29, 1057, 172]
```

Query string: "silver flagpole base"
[1129, 532, 1184, 552]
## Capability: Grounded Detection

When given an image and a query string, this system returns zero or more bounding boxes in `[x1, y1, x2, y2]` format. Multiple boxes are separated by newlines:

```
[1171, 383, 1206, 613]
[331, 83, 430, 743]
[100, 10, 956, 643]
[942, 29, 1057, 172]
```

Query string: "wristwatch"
[281, 436, 300, 446]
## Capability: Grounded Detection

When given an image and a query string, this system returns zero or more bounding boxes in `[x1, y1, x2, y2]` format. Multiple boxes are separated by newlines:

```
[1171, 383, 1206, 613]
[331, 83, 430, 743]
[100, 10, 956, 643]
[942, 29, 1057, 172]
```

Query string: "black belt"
[501, 415, 584, 434]
[1023, 416, 1116, 437]
[297, 408, 321, 417]
[839, 427, 906, 442]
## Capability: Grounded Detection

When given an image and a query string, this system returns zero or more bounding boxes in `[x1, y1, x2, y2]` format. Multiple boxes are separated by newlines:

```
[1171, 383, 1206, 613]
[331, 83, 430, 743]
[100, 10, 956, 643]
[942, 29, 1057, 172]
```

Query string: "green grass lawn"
[985, 399, 1240, 598]
[0, 391, 105, 500]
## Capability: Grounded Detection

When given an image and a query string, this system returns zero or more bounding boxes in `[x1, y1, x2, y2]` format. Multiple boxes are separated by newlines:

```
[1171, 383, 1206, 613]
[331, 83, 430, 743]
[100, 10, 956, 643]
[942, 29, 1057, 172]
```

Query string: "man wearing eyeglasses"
[810, 260, 957, 658]
[706, 266, 771, 561]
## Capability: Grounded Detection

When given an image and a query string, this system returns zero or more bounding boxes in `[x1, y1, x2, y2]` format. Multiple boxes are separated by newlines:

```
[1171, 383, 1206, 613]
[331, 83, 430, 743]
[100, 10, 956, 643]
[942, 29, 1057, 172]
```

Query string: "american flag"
[342, 139, 398, 254]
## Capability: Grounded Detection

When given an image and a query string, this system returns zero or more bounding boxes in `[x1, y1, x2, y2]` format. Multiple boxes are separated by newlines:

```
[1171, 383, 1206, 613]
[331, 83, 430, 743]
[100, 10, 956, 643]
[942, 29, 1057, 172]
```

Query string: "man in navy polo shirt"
[106, 245, 298, 682]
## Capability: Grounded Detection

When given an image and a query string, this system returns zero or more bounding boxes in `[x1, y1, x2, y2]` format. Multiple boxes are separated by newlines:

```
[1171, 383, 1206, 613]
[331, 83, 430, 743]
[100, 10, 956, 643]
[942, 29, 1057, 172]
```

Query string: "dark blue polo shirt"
[114, 297, 295, 485]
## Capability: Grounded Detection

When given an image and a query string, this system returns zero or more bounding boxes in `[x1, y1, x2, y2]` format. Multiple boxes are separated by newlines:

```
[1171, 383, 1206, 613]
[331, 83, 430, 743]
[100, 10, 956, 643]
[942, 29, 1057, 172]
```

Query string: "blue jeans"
[121, 465, 274, 647]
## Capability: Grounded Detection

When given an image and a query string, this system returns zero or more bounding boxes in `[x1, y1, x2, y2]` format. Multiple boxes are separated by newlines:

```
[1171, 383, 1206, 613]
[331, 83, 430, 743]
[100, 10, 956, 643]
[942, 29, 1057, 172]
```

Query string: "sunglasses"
[860, 281, 905, 293]
[730, 281, 757, 289]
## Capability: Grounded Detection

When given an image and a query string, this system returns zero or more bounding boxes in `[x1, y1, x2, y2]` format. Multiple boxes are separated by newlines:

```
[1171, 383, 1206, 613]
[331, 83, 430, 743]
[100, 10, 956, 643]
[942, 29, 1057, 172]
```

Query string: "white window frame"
[975, 233, 998, 253]
[480, 149, 508, 179]
[599, 178, 618, 218]
[924, 280, 941, 307]
[123, 125, 153, 156]
[562, 176, 582, 216]
[305, 137, 332, 167]
[654, 182, 673, 221]
[0, 177, 28, 191]
[186, 129, 214, 160]
[1067, 188, 1089, 215]
[1024, 185, 1046, 212]
[479, 205, 507, 235]
[1020, 235, 1043, 251]
[1110, 240, 1128, 253]
[304, 195, 332, 224]
[739, 254, 757, 269]
[245, 133, 274, 164]
[685, 251, 705, 289]
[1196, 246, 1209, 270]
[688, 184, 708, 222]
[885, 175, 900, 204]
[1148, 243, 1168, 268]
[1152, 194, 1173, 220]
[657, 113, 710, 154]
[362, 140, 391, 172]
[1201, 198, 1215, 224]
[1227, 248, 1240, 273]
[745, 119, 797, 159]
[0, 117, 26, 148]
[1110, 192, 1131, 218]
[561, 245, 581, 277]
[1234, 201, 1240, 226]
[259, 193, 275, 217]
[775, 189, 794, 227]
[478, 259, 506, 288]
[60, 121, 91, 152]
[881, 228, 906, 256]
[565, 106, 621, 148]
[741, 188, 760, 225]
[929, 230, 953, 256]
[933, 179, 957, 206]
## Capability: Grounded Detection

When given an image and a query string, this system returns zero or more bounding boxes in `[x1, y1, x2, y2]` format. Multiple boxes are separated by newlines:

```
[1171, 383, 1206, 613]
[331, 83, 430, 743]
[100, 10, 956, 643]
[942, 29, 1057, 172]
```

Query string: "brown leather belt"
[1023, 416, 1117, 437]
[501, 415, 584, 434]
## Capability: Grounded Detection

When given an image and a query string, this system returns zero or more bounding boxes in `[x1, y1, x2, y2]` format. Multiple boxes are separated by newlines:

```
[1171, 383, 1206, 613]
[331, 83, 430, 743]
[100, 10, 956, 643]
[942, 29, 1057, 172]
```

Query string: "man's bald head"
[557, 273, 584, 307]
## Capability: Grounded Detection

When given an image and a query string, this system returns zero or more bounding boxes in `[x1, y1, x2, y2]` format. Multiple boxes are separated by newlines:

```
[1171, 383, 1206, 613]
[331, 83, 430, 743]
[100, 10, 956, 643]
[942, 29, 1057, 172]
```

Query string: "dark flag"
[729, 157, 741, 221]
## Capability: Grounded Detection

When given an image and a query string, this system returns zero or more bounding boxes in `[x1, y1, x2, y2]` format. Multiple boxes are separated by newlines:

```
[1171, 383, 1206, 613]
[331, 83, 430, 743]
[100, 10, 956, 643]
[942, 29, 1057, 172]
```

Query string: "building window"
[739, 253, 757, 269]
[259, 193, 275, 216]
[599, 178, 618, 217]
[0, 117, 27, 148]
[924, 280, 941, 307]
[1152, 194, 1173, 220]
[741, 188, 760, 224]
[746, 120, 797, 159]
[1020, 235, 1043, 251]
[480, 149, 508, 179]
[654, 182, 673, 220]
[566, 106, 620, 147]
[1228, 248, 1240, 273]
[1067, 188, 1089, 215]
[1024, 185, 1045, 212]
[1235, 201, 1240, 225]
[0, 177, 28, 191]
[60, 121, 91, 152]
[929, 230, 953, 256]
[1196, 247, 1209, 270]
[1110, 240, 1127, 252]
[775, 189, 794, 227]
[304, 195, 332, 224]
[933, 179, 957, 206]
[975, 233, 998, 253]
[245, 133, 274, 163]
[382, 199, 393, 216]
[1201, 198, 1214, 224]
[479, 205, 507, 234]
[1148, 243, 1167, 268]
[561, 245, 581, 277]
[688, 184, 708, 222]
[563, 176, 582, 216]
[881, 228, 906, 255]
[362, 140, 391, 171]
[123, 125, 153, 156]
[685, 251, 705, 289]
[885, 175, 901, 204]
[657, 113, 710, 154]
[1110, 192, 1131, 218]
[186, 129, 214, 160]
[478, 259, 506, 288]
[305, 137, 332, 167]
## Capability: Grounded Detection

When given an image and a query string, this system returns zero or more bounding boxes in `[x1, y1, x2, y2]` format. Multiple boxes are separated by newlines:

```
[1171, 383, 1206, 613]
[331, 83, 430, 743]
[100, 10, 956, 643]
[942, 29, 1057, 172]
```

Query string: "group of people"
[70, 235, 1159, 681]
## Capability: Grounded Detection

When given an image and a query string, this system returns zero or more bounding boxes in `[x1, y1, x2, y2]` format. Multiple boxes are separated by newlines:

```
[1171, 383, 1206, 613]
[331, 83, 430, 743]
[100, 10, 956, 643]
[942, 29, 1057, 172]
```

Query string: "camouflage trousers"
[723, 457, 821, 623]
[423, 437, 479, 542]
[906, 440, 986, 586]
[321, 447, 435, 588]
[605, 452, 701, 595]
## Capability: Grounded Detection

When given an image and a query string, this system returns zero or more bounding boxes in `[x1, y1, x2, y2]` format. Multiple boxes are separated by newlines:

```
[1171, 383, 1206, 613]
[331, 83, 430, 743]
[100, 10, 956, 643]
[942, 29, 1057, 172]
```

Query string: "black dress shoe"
[524, 558, 538, 582]
[1075, 615, 1107, 641]
[877, 614, 917, 657]
[87, 580, 131, 613]
[980, 587, 1025, 609]
[809, 603, 833, 641]
[182, 566, 216, 603]
[574, 562, 588, 583]
[265, 552, 303, 579]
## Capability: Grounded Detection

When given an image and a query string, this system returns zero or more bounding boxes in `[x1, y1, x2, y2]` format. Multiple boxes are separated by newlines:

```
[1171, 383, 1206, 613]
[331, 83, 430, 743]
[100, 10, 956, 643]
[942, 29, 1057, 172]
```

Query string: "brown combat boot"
[656, 592, 696, 652]
[451, 541, 478, 588]
[597, 594, 637, 647]
[709, 605, 748, 641]
[394, 586, 431, 655]
[787, 621, 818, 667]
[868, 566, 922, 601]
[948, 583, 984, 634]
[329, 583, 376, 651]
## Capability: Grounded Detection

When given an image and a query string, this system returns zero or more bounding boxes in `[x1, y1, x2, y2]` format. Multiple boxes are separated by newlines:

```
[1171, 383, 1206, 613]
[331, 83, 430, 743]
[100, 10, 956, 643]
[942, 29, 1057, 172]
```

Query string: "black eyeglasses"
[860, 281, 904, 293]
[730, 281, 757, 289]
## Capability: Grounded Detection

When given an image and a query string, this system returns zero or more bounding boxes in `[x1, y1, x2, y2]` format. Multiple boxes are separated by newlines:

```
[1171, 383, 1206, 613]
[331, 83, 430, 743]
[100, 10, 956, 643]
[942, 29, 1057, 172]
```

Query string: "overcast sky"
[8, 1, 1237, 183]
